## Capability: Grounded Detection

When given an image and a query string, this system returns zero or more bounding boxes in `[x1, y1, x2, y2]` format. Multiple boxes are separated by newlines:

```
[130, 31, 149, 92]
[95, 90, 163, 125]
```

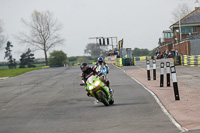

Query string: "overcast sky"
[0, 0, 196, 61]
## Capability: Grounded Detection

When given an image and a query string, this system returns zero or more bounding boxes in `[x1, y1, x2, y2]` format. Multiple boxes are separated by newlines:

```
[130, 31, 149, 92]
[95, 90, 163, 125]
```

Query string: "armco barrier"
[181, 55, 200, 66]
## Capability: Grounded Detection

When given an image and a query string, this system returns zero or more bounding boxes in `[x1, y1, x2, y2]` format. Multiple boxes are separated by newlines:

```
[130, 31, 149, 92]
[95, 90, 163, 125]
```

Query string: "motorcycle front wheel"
[97, 91, 109, 106]
[109, 97, 114, 105]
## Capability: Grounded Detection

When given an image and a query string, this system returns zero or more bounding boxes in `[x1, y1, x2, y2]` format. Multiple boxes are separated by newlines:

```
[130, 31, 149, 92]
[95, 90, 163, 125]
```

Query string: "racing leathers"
[94, 61, 109, 74]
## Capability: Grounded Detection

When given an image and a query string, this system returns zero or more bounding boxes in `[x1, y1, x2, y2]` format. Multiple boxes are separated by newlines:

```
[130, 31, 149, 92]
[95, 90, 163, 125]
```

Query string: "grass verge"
[0, 66, 49, 78]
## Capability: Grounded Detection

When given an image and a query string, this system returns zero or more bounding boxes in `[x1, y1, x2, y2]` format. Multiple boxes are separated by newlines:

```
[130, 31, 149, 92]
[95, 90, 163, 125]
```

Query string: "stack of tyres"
[124, 58, 132, 66]
[122, 58, 125, 66]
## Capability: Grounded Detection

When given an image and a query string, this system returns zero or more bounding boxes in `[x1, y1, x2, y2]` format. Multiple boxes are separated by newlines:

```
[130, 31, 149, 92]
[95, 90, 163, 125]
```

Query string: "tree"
[17, 10, 64, 66]
[171, 3, 192, 23]
[19, 48, 35, 68]
[4, 41, 17, 69]
[49, 50, 67, 67]
[132, 48, 150, 56]
[149, 47, 158, 56]
[0, 20, 7, 50]
[78, 56, 89, 63]
[84, 43, 103, 57]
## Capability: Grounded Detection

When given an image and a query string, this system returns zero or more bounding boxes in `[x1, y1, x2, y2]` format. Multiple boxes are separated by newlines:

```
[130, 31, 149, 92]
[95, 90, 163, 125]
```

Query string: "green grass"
[34, 63, 46, 67]
[0, 66, 49, 77]
[0, 63, 46, 70]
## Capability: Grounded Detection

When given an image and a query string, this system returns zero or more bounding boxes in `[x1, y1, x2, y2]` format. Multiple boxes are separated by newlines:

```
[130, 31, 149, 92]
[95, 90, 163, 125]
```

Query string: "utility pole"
[179, 16, 182, 42]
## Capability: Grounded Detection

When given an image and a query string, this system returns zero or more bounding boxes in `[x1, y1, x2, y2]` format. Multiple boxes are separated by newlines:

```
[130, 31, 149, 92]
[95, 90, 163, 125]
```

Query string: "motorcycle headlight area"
[95, 81, 100, 87]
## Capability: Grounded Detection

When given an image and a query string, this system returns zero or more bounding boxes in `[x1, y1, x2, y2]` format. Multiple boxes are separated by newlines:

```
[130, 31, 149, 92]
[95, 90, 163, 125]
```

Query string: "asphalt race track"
[0, 65, 195, 133]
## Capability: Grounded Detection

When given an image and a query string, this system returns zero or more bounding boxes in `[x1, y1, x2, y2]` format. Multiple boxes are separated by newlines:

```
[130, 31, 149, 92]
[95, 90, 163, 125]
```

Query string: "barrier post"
[170, 66, 180, 100]
[152, 59, 156, 80]
[160, 62, 164, 87]
[166, 62, 170, 87]
[146, 60, 150, 80]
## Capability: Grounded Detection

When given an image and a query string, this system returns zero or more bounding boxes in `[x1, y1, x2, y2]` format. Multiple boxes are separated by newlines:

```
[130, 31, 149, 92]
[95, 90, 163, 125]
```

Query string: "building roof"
[163, 30, 172, 33]
[170, 8, 200, 28]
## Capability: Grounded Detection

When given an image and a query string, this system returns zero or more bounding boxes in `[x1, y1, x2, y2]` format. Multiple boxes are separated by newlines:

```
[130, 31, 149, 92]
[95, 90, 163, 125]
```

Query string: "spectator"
[171, 49, 175, 56]
[175, 50, 178, 56]
[165, 49, 168, 58]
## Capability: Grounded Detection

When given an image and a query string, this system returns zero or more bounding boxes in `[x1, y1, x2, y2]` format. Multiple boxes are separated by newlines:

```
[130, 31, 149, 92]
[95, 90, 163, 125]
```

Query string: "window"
[164, 32, 173, 38]
[181, 27, 191, 34]
[192, 26, 197, 33]
[181, 26, 197, 34]
[164, 33, 168, 38]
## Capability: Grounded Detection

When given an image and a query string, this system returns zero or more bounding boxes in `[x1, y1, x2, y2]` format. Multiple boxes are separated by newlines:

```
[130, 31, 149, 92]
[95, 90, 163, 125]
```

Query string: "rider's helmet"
[98, 57, 103, 64]
[80, 63, 88, 72]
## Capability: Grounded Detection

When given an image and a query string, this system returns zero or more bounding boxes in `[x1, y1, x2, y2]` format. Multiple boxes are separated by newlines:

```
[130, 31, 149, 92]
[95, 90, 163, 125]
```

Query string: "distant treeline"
[68, 56, 94, 62]
[132, 47, 157, 56]
[0, 61, 46, 70]
[68, 56, 96, 66]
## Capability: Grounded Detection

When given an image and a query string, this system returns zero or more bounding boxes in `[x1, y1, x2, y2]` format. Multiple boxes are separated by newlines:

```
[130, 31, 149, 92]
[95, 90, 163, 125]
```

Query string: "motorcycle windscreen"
[87, 75, 95, 84]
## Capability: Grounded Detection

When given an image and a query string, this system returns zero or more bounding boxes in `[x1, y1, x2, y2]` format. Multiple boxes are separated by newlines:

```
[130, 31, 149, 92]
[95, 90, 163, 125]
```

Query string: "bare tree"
[171, 3, 192, 23]
[17, 10, 64, 66]
[0, 20, 7, 50]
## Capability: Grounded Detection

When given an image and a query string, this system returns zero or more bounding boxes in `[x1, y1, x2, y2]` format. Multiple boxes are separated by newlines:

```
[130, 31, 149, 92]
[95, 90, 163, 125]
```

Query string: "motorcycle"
[96, 65, 108, 80]
[80, 75, 114, 106]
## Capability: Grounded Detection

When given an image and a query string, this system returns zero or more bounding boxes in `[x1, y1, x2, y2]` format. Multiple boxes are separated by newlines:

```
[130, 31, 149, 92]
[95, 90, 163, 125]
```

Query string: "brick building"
[158, 5, 200, 55]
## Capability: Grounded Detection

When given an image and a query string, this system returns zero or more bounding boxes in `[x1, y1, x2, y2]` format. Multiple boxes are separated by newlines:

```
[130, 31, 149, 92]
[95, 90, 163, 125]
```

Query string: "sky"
[0, 0, 196, 61]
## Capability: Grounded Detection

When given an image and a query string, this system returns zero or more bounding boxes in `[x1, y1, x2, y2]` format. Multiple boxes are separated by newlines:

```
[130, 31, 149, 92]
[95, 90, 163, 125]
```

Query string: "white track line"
[113, 65, 187, 132]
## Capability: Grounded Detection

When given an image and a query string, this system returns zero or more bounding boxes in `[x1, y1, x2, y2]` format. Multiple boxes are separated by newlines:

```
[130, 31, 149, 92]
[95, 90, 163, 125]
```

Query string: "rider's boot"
[105, 80, 114, 96]
[109, 87, 114, 97]
[93, 98, 99, 104]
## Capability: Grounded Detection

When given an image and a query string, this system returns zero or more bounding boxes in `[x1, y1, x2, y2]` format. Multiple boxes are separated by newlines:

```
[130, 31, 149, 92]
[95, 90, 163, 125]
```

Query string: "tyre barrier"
[115, 58, 136, 67]
[114, 58, 123, 67]
[135, 56, 153, 61]
[181, 55, 200, 66]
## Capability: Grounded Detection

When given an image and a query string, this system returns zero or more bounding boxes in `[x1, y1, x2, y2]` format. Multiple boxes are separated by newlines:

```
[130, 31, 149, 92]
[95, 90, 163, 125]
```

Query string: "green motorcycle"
[81, 75, 114, 106]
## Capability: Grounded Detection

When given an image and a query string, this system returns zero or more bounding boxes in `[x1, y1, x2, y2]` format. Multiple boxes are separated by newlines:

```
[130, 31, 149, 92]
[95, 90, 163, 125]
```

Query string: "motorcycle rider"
[94, 57, 112, 90]
[94, 57, 109, 74]
[80, 62, 113, 97]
